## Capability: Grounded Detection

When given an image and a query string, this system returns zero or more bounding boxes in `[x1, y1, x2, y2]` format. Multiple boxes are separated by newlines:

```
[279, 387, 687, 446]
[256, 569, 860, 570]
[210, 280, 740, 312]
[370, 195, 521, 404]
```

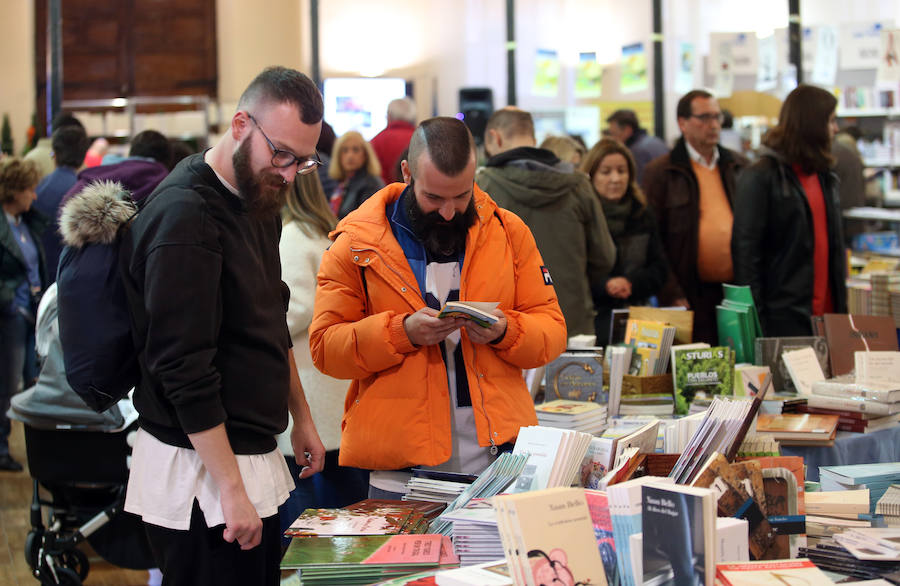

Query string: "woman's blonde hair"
[579, 138, 646, 206]
[0, 158, 40, 204]
[282, 172, 337, 238]
[540, 135, 585, 165]
[328, 131, 382, 181]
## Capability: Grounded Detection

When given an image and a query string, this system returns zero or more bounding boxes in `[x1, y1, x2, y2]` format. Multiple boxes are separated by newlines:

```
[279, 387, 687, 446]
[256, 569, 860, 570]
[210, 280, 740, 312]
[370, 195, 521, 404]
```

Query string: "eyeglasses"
[246, 113, 321, 175]
[689, 112, 724, 124]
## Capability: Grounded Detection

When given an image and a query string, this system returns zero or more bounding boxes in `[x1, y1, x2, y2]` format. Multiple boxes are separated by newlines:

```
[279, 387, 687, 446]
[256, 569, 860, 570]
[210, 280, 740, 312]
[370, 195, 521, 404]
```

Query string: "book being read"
[437, 301, 499, 327]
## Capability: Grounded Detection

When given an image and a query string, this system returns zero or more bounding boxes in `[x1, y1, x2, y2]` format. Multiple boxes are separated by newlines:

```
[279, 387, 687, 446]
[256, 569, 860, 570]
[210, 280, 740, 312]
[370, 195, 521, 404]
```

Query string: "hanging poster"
[756, 35, 778, 91]
[841, 22, 887, 70]
[707, 32, 757, 76]
[713, 39, 735, 98]
[532, 49, 560, 97]
[674, 42, 696, 94]
[575, 52, 603, 98]
[811, 26, 839, 86]
[620, 42, 648, 94]
[876, 29, 900, 83]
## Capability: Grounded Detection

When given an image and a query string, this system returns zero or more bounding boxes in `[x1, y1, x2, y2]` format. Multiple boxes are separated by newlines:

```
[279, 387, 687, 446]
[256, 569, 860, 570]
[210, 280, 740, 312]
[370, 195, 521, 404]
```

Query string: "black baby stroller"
[22, 423, 156, 585]
[9, 284, 155, 584]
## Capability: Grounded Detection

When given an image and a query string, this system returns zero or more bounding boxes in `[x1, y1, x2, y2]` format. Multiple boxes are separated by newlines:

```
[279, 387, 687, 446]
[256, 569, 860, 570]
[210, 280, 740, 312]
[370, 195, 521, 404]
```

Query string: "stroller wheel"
[60, 548, 89, 581]
[52, 566, 82, 585]
[24, 530, 41, 570]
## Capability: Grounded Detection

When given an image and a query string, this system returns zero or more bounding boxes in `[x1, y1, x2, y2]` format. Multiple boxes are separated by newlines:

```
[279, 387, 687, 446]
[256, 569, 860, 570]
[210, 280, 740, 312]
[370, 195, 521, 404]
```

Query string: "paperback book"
[437, 301, 499, 327]
[671, 345, 735, 414]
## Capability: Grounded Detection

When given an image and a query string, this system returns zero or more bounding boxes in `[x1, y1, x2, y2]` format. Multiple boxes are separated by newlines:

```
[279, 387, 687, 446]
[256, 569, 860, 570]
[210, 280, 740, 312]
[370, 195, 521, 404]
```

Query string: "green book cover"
[716, 304, 753, 364]
[722, 284, 763, 337]
[672, 346, 734, 414]
[281, 534, 443, 570]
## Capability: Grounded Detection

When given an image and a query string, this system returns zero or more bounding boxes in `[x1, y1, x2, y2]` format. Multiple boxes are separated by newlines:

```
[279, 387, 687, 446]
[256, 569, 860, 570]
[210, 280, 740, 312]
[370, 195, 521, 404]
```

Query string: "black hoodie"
[119, 154, 292, 454]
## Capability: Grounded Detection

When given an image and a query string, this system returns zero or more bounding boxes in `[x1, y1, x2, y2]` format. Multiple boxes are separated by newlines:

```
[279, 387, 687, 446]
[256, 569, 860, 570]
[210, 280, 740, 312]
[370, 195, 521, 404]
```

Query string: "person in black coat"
[582, 138, 668, 345]
[327, 130, 384, 219]
[732, 85, 847, 337]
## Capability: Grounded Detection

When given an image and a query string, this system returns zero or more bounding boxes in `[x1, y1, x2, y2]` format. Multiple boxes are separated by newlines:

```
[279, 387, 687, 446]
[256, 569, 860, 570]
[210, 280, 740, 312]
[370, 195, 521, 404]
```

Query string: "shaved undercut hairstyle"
[407, 117, 475, 178]
[485, 108, 535, 140]
[237, 66, 324, 125]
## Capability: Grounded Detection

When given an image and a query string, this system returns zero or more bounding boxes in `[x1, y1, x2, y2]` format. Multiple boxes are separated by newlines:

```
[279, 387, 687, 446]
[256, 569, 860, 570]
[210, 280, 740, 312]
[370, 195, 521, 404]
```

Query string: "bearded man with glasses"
[642, 89, 749, 344]
[118, 67, 326, 585]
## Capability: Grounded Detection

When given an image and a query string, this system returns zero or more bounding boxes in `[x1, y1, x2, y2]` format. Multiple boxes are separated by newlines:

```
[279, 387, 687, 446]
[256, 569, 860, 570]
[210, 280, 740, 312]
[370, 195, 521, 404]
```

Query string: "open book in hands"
[437, 301, 499, 328]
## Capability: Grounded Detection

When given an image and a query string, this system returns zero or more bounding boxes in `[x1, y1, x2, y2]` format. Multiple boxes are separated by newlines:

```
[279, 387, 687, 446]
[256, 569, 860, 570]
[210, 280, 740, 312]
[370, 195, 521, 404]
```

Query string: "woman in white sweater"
[277, 172, 369, 539]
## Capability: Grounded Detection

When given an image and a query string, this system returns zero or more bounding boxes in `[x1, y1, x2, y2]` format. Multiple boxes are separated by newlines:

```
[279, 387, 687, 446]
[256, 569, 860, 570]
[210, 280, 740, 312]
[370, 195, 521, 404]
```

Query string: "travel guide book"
[437, 301, 499, 327]
[671, 345, 735, 414]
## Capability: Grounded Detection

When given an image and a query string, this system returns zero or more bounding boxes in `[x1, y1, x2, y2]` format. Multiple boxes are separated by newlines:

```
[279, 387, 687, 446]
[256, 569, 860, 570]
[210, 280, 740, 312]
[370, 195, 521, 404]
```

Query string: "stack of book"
[280, 534, 458, 584]
[405, 477, 471, 504]
[534, 399, 607, 434]
[800, 540, 900, 581]
[623, 318, 676, 376]
[670, 343, 735, 415]
[509, 425, 593, 492]
[607, 476, 673, 586]
[846, 271, 900, 316]
[716, 284, 763, 364]
[755, 412, 839, 446]
[493, 487, 610, 586]
[427, 452, 529, 537]
[834, 528, 900, 561]
[804, 489, 873, 546]
[876, 484, 900, 526]
[436, 499, 503, 567]
[820, 463, 900, 514]
[795, 377, 900, 431]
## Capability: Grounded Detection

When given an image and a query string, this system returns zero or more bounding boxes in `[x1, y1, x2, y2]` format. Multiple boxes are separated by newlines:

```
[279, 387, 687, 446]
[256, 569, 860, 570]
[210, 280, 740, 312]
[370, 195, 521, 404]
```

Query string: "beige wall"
[1, 0, 35, 154]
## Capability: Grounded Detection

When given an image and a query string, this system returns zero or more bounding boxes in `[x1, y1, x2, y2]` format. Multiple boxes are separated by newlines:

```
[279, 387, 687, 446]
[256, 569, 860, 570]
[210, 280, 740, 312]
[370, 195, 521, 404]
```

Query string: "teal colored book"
[672, 346, 734, 414]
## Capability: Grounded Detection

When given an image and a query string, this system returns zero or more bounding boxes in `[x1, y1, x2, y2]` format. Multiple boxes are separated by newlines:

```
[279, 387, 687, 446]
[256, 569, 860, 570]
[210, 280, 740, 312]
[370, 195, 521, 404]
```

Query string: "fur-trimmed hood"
[59, 180, 137, 248]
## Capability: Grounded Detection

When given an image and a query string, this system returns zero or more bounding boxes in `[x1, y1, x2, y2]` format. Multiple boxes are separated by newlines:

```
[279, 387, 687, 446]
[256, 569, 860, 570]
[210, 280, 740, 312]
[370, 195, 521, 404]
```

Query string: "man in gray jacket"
[477, 108, 615, 337]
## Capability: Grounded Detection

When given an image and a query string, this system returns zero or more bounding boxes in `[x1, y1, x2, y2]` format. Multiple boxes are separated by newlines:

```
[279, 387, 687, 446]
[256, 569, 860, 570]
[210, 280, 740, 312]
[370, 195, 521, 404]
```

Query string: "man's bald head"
[406, 117, 476, 179]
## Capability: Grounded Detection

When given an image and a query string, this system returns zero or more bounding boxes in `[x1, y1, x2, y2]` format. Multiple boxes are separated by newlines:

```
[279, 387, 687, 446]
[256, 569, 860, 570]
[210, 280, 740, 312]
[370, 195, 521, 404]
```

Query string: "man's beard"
[404, 183, 477, 258]
[233, 139, 289, 218]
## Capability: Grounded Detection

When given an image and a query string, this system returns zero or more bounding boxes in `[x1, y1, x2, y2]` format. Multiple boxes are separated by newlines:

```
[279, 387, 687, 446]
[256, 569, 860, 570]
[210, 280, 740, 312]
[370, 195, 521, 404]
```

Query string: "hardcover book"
[823, 313, 898, 376]
[543, 351, 607, 404]
[755, 413, 839, 441]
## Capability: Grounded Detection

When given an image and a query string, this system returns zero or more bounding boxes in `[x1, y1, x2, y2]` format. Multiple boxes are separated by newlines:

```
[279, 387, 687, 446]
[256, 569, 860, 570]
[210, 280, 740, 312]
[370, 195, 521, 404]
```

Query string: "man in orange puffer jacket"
[310, 117, 566, 497]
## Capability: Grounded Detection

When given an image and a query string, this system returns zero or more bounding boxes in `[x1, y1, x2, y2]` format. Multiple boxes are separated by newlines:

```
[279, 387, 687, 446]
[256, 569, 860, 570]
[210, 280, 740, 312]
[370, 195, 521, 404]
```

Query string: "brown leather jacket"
[642, 137, 749, 305]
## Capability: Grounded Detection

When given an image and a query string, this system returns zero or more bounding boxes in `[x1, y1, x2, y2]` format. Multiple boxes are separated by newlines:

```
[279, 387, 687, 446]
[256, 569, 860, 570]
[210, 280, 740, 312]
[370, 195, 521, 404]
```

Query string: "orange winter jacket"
[309, 183, 567, 470]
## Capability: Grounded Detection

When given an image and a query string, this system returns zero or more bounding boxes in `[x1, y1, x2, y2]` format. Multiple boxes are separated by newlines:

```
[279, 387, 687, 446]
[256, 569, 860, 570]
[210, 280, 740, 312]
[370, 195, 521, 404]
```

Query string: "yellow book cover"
[497, 487, 608, 586]
[624, 319, 667, 350]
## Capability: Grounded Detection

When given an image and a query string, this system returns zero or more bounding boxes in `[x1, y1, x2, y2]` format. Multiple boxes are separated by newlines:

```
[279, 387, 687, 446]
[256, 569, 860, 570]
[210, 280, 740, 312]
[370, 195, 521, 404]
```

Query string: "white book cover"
[781, 347, 825, 395]
[855, 351, 900, 385]
[435, 560, 513, 586]
[510, 426, 567, 493]
[716, 517, 750, 563]
[807, 394, 900, 416]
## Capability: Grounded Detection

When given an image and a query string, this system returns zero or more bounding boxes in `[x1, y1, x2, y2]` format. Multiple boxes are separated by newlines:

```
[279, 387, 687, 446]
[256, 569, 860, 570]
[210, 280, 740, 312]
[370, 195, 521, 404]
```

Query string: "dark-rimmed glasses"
[689, 112, 724, 124]
[247, 113, 321, 175]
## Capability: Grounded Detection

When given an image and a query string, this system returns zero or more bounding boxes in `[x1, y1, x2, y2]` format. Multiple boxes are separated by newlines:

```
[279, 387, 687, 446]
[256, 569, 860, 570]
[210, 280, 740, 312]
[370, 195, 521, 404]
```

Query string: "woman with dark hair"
[581, 138, 668, 345]
[0, 158, 46, 471]
[327, 131, 384, 219]
[276, 173, 368, 541]
[732, 84, 846, 336]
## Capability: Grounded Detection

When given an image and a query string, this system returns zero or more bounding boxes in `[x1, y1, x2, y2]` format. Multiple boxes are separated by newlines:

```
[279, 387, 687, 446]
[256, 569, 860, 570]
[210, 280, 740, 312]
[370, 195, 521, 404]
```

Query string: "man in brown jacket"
[642, 90, 749, 344]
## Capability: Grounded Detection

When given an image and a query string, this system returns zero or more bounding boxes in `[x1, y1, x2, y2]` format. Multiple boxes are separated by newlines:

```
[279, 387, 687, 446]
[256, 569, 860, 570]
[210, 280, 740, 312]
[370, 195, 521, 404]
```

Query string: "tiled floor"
[0, 420, 151, 585]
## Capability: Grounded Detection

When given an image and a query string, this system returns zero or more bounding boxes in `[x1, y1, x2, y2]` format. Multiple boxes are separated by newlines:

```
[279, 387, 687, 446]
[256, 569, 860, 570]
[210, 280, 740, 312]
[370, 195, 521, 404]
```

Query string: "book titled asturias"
[671, 345, 734, 414]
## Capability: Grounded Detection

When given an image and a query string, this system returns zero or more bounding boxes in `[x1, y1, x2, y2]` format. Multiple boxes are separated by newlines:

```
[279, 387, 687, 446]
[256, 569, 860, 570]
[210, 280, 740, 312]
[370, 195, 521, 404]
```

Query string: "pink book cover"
[362, 534, 443, 565]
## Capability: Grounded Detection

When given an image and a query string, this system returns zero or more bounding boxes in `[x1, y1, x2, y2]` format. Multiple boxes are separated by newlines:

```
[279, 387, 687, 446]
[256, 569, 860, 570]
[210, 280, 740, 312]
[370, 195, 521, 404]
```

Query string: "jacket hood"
[330, 182, 499, 244]
[476, 160, 587, 208]
[62, 159, 169, 210]
[59, 180, 137, 248]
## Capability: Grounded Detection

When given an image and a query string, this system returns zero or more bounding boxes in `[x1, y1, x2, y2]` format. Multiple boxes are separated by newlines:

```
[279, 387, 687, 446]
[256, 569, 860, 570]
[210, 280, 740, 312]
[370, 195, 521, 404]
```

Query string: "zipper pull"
[489, 442, 498, 456]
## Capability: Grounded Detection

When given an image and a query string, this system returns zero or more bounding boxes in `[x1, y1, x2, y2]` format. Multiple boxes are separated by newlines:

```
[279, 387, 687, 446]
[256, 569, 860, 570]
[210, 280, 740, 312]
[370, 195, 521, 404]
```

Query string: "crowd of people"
[0, 65, 855, 585]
